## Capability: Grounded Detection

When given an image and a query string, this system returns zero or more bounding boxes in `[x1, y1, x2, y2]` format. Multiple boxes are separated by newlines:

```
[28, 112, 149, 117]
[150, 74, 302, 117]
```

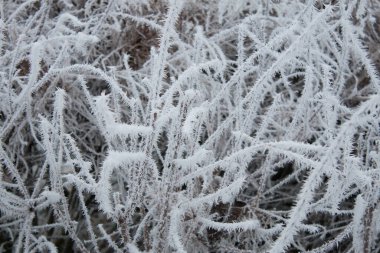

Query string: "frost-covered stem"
[148, 0, 183, 120]
[77, 189, 100, 253]
[98, 224, 124, 253]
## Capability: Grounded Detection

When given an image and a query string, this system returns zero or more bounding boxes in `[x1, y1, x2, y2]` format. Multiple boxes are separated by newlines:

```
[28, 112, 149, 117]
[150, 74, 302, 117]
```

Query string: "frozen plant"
[0, 0, 380, 252]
